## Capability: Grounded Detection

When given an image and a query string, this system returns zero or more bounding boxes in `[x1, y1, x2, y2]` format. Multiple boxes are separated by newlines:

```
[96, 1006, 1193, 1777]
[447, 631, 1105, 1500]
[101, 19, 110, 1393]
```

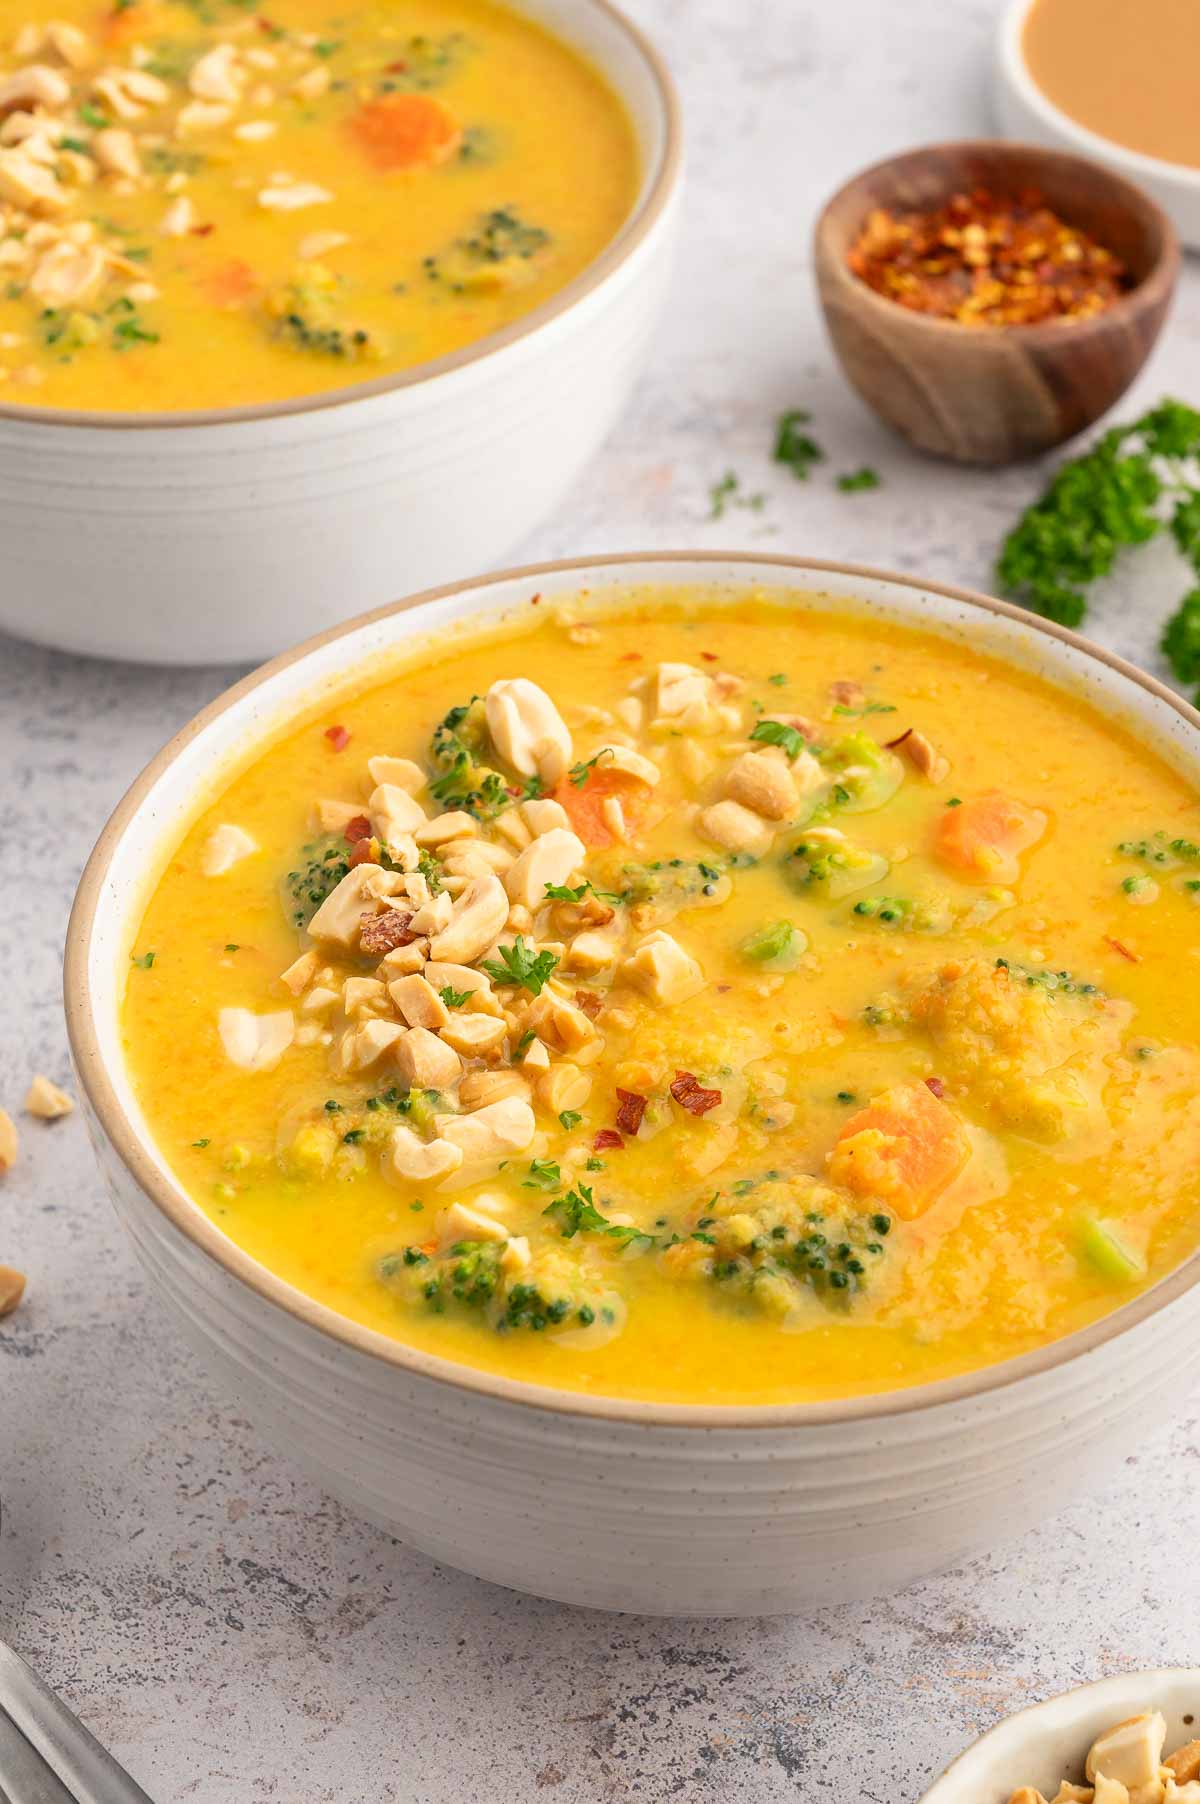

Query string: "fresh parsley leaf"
[480, 936, 559, 996]
[439, 984, 471, 1008]
[192, 1138, 210, 1148]
[774, 409, 824, 480]
[131, 950, 156, 969]
[544, 881, 590, 902]
[836, 467, 881, 492]
[750, 718, 805, 760]
[568, 748, 613, 788]
[558, 1109, 583, 1130]
[79, 102, 109, 127]
[768, 672, 788, 686]
[831, 700, 896, 717]
[543, 1182, 651, 1247]
[512, 1028, 536, 1061]
[523, 1158, 561, 1191]
[708, 470, 767, 519]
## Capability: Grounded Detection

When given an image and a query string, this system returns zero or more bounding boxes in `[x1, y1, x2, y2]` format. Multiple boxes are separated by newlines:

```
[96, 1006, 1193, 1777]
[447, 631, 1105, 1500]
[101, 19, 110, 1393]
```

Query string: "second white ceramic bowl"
[921, 1670, 1200, 1804]
[0, 0, 680, 667]
[66, 553, 1200, 1616]
[994, 0, 1200, 249]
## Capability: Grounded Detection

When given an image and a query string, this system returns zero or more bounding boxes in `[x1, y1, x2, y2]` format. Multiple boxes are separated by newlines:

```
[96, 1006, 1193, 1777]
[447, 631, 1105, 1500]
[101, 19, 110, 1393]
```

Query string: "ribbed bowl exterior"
[0, 210, 676, 666]
[84, 1100, 1200, 1616]
[68, 554, 1200, 1617]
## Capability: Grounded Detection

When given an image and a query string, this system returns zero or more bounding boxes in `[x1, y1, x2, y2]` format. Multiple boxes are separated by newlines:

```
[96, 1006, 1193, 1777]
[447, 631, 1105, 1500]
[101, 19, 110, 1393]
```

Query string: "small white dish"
[0, 0, 681, 667]
[994, 0, 1200, 249]
[921, 1670, 1200, 1803]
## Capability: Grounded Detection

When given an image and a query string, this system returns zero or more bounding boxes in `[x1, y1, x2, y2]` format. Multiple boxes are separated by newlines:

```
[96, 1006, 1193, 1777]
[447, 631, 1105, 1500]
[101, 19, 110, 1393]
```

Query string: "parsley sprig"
[480, 936, 558, 995]
[996, 400, 1200, 701]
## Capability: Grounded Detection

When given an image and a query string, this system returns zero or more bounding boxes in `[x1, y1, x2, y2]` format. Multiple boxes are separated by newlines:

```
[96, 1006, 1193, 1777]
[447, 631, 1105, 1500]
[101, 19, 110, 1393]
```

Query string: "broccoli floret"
[282, 834, 351, 927]
[427, 698, 517, 819]
[666, 1178, 892, 1317]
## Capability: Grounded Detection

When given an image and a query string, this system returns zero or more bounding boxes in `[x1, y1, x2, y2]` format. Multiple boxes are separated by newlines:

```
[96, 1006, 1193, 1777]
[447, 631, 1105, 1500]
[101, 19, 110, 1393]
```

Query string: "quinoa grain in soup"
[121, 592, 1200, 1405]
[0, 0, 638, 409]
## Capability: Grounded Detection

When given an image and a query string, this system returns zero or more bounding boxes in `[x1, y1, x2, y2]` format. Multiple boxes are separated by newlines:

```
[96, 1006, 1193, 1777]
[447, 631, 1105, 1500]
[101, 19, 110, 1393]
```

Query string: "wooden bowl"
[813, 140, 1180, 466]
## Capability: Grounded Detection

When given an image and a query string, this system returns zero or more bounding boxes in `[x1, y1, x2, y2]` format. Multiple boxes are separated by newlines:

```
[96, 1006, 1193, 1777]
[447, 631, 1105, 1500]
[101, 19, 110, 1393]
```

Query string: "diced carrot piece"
[103, 2, 148, 44]
[553, 769, 651, 849]
[207, 260, 258, 308]
[935, 791, 1047, 884]
[347, 94, 462, 172]
[829, 1081, 969, 1220]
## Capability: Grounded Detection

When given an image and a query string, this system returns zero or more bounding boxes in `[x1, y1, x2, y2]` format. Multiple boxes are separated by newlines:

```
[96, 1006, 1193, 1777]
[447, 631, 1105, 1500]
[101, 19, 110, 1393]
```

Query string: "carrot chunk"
[553, 769, 650, 849]
[207, 259, 258, 308]
[829, 1081, 969, 1220]
[935, 791, 1047, 884]
[347, 94, 462, 171]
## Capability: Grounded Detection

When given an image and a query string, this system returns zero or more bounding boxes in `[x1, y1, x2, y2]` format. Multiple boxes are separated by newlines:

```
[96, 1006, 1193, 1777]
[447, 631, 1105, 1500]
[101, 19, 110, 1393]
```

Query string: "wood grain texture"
[814, 140, 1180, 465]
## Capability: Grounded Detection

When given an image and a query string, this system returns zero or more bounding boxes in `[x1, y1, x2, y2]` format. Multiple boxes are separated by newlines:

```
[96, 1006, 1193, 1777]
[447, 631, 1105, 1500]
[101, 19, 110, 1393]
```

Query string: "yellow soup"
[122, 591, 1200, 1406]
[0, 0, 639, 409]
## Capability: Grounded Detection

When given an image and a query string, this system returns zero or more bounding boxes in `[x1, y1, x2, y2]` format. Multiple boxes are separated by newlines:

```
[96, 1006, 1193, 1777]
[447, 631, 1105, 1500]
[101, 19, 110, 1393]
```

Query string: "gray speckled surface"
[3, 1, 1200, 1798]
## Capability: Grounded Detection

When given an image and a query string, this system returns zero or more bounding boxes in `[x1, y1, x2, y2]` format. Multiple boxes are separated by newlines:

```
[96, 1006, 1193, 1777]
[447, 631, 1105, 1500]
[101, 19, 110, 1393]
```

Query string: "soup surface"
[1023, 0, 1200, 171]
[122, 590, 1200, 1406]
[0, 0, 638, 409]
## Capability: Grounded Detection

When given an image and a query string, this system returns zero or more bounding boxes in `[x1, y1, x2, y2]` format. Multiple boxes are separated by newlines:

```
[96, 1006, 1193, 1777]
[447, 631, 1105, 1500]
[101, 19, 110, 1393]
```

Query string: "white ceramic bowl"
[0, 2, 680, 668]
[65, 553, 1200, 1617]
[921, 1670, 1200, 1803]
[995, 0, 1200, 249]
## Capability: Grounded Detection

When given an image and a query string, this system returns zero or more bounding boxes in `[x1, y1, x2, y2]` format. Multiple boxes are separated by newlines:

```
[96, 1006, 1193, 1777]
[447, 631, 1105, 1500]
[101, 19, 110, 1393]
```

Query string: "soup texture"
[0, 0, 638, 409]
[122, 591, 1200, 1406]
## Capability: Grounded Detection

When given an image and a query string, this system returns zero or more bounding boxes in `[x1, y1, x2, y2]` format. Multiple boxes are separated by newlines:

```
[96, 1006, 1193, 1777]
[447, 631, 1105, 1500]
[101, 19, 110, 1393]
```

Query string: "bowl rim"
[0, 0, 681, 435]
[813, 135, 1180, 347]
[64, 549, 1200, 1429]
[998, 0, 1200, 196]
[918, 1667, 1200, 1803]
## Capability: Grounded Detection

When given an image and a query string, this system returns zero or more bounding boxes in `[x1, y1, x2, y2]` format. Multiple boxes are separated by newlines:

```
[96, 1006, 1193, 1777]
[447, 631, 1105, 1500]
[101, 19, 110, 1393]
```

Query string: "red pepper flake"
[618, 651, 642, 663]
[885, 727, 913, 750]
[324, 724, 351, 752]
[384, 57, 408, 70]
[574, 989, 603, 1019]
[529, 591, 541, 606]
[924, 1075, 946, 1099]
[670, 1070, 722, 1115]
[348, 837, 380, 868]
[614, 1089, 646, 1136]
[847, 186, 1130, 328]
[700, 651, 719, 662]
[344, 813, 372, 844]
[359, 909, 415, 955]
[1104, 935, 1141, 964]
[190, 223, 215, 237]
[593, 1128, 623, 1152]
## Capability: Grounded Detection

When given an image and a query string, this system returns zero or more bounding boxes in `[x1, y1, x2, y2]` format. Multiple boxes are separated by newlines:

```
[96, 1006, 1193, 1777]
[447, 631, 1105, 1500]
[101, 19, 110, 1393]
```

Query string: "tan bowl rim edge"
[64, 549, 1200, 1428]
[999, 0, 1200, 196]
[0, 0, 682, 435]
[814, 136, 1181, 349]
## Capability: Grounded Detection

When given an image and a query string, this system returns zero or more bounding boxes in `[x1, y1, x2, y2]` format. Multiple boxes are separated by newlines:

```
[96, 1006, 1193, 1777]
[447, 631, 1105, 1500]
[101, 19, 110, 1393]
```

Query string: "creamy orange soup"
[0, 0, 639, 408]
[1023, 0, 1200, 171]
[121, 590, 1200, 1405]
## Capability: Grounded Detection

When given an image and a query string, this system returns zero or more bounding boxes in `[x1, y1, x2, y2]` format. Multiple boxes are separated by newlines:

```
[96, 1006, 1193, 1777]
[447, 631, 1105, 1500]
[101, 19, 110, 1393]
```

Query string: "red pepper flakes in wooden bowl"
[846, 186, 1130, 326]
[813, 142, 1179, 463]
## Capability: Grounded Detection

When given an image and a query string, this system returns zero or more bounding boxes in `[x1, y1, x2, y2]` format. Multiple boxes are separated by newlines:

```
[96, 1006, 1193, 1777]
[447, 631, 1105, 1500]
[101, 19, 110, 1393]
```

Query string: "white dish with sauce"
[0, 0, 680, 668]
[995, 0, 1200, 249]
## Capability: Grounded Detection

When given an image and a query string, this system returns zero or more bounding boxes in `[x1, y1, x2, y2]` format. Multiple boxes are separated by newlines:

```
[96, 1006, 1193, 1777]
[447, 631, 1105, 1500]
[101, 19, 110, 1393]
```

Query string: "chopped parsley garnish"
[512, 1028, 536, 1060]
[773, 408, 824, 480]
[568, 749, 613, 788]
[523, 1158, 561, 1191]
[707, 470, 767, 519]
[481, 936, 558, 996]
[131, 950, 156, 969]
[439, 985, 471, 1008]
[79, 102, 109, 127]
[558, 1109, 583, 1130]
[750, 718, 806, 760]
[836, 467, 881, 492]
[543, 1182, 649, 1247]
[192, 1138, 210, 1148]
[768, 672, 788, 686]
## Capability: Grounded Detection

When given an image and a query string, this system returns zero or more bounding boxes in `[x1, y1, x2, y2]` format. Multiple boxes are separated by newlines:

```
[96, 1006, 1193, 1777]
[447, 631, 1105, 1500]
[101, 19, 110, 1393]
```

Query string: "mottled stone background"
[3, 0, 1199, 1798]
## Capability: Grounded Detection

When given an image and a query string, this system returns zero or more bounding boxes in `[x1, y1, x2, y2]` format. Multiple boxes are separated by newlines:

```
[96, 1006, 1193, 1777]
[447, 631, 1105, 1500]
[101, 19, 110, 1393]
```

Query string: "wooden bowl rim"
[814, 135, 1181, 347]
